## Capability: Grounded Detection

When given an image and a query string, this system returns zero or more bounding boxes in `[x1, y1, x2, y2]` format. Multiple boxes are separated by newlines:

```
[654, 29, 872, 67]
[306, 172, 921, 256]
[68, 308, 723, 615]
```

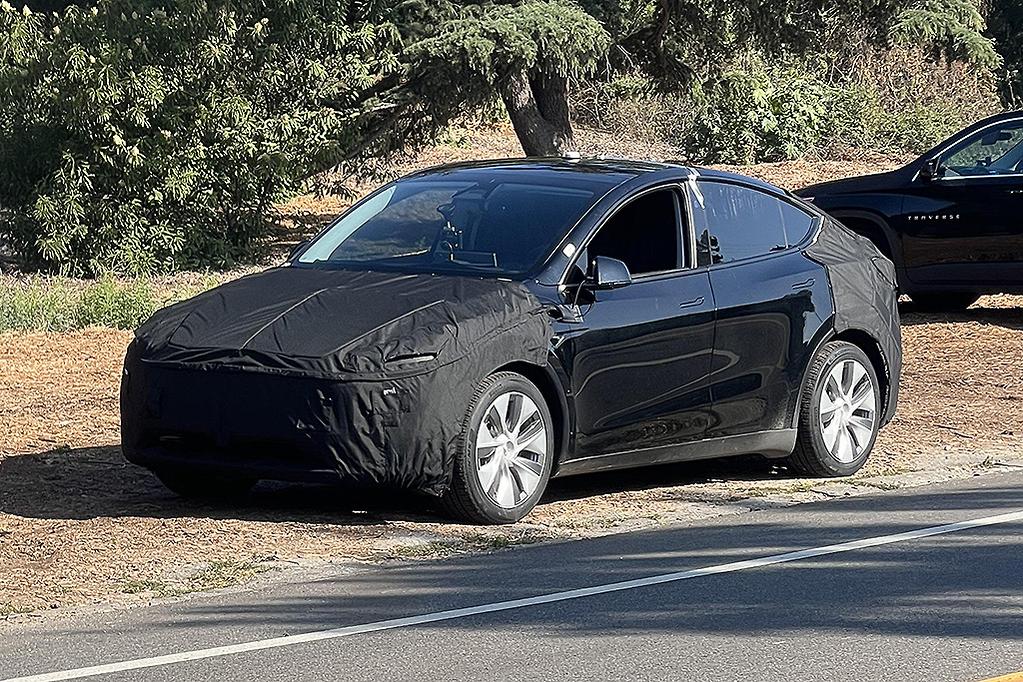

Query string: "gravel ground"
[1, 129, 1020, 622]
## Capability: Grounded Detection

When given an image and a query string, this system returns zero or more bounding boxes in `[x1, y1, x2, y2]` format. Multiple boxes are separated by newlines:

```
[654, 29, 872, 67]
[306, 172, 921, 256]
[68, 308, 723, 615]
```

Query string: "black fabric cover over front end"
[120, 268, 552, 496]
[807, 220, 903, 423]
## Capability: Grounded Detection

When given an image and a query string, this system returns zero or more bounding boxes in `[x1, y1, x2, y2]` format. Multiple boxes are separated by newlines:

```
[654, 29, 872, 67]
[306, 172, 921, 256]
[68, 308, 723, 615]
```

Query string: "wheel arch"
[491, 360, 572, 475]
[829, 211, 901, 270]
[832, 328, 891, 410]
[790, 325, 892, 429]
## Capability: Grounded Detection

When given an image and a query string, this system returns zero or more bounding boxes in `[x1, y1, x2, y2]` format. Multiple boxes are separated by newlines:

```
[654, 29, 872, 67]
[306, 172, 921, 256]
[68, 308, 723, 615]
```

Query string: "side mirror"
[919, 158, 942, 182]
[588, 256, 632, 290]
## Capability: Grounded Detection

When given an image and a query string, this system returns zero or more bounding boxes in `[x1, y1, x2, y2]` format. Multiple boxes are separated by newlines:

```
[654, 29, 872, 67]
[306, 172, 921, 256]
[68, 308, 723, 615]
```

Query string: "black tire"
[154, 468, 256, 501]
[441, 372, 554, 524]
[789, 341, 881, 477]
[909, 292, 979, 312]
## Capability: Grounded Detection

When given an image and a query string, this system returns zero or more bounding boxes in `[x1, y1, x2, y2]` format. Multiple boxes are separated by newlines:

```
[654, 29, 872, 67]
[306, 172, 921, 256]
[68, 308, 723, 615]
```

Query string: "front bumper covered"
[121, 349, 474, 496]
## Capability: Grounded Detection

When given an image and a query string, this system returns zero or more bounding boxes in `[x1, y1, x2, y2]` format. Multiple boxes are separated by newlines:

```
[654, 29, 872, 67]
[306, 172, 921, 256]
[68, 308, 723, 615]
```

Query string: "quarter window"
[779, 200, 817, 245]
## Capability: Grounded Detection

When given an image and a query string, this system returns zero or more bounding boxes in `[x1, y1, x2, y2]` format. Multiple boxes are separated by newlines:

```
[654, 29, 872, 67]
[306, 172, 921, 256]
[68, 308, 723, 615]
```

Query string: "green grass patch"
[120, 559, 274, 599]
[0, 602, 34, 618]
[187, 559, 271, 592]
[121, 579, 171, 595]
[0, 271, 235, 333]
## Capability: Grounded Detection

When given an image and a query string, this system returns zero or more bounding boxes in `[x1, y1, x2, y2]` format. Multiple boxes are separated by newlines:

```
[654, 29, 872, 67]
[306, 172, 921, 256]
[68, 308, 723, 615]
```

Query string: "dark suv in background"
[798, 111, 1023, 311]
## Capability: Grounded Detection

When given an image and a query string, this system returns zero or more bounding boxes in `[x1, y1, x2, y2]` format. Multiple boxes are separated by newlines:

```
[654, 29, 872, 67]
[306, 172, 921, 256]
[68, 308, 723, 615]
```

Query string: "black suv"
[798, 111, 1023, 311]
[123, 159, 900, 523]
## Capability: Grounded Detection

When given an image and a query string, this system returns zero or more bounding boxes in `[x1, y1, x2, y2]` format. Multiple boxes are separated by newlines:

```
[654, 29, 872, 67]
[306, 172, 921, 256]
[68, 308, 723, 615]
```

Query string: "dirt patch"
[2, 294, 1021, 621]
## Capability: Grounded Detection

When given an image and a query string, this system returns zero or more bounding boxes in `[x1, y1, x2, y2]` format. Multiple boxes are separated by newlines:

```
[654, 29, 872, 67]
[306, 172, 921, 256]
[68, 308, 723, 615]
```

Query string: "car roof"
[403, 157, 787, 196]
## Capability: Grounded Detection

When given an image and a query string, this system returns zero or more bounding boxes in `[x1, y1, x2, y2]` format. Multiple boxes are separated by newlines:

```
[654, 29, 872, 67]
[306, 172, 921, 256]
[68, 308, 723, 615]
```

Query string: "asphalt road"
[3, 471, 1023, 682]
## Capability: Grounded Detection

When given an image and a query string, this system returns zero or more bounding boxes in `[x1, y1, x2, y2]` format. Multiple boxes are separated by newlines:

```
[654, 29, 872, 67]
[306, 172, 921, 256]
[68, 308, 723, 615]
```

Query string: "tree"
[986, 0, 1023, 103]
[404, 0, 1000, 156]
[402, 2, 608, 156]
[0, 1, 453, 274]
[0, 0, 1005, 275]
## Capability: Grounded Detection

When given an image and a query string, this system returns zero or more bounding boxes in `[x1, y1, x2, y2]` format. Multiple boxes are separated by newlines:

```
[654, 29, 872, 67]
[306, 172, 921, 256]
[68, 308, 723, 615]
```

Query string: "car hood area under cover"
[133, 267, 551, 380]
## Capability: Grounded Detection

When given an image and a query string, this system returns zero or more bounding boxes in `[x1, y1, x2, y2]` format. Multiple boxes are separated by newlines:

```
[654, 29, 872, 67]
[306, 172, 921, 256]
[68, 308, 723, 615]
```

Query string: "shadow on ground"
[0, 444, 784, 524]
[59, 478, 1023, 643]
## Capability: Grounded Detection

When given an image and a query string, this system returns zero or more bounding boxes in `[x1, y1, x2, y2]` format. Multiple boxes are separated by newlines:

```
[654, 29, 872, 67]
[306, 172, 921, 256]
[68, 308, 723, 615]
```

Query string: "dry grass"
[2, 294, 1021, 618]
[279, 123, 909, 241]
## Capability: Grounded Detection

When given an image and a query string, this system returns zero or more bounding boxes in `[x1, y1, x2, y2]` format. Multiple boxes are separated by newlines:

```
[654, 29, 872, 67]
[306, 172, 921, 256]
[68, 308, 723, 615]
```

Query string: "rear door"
[900, 117, 1023, 286]
[692, 180, 830, 438]
[556, 186, 717, 461]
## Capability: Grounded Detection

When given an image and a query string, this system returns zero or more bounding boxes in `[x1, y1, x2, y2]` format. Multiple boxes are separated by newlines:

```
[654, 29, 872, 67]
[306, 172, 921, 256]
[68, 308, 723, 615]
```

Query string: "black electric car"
[798, 111, 1023, 311]
[122, 159, 901, 524]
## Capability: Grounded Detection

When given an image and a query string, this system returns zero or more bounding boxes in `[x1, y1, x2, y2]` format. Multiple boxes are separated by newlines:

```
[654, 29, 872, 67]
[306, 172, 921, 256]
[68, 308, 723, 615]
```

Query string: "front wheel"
[442, 372, 554, 524]
[789, 341, 881, 477]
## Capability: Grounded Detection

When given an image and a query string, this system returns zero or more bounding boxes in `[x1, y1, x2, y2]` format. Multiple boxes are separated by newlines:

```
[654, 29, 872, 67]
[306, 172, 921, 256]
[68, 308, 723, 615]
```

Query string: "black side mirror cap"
[589, 256, 633, 290]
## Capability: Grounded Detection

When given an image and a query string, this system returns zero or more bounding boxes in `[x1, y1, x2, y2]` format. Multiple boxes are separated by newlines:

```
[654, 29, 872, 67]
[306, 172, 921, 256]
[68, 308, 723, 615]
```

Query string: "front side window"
[941, 120, 1023, 177]
[298, 180, 597, 276]
[693, 182, 791, 265]
[575, 189, 682, 278]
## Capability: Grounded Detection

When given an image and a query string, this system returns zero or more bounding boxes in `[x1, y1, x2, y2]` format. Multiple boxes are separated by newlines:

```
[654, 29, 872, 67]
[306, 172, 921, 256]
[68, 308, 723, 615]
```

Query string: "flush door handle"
[679, 296, 705, 309]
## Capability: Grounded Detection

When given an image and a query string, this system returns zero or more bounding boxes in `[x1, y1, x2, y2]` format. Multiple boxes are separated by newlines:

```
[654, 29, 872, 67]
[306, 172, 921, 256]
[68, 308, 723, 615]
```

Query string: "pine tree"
[402, 0, 999, 156]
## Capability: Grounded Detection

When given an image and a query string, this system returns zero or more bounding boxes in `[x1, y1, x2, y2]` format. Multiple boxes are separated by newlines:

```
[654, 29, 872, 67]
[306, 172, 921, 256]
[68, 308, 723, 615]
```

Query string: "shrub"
[574, 48, 1002, 164]
[0, 1, 404, 276]
[692, 55, 840, 164]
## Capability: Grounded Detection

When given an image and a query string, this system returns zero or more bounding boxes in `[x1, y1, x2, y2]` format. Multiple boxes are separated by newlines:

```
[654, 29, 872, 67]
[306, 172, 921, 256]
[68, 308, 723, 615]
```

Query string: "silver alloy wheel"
[818, 358, 877, 463]
[474, 391, 548, 509]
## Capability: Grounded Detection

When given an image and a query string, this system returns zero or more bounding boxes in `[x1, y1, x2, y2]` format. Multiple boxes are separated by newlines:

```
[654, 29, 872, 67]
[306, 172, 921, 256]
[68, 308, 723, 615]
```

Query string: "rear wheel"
[789, 341, 881, 477]
[442, 372, 553, 524]
[154, 468, 256, 500]
[909, 292, 979, 312]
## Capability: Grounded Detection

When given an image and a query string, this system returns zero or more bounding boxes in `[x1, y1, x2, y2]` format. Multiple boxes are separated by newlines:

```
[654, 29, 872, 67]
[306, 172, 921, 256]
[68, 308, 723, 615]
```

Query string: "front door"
[556, 187, 717, 461]
[901, 117, 1023, 286]
[562, 271, 716, 458]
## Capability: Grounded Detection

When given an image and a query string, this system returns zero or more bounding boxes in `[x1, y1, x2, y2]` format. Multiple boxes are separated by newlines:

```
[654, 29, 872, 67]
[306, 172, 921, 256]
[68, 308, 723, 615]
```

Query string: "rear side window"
[693, 181, 813, 266]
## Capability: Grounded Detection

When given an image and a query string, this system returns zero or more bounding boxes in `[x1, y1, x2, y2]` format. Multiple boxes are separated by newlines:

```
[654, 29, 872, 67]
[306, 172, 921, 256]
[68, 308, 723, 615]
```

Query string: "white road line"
[6, 509, 1023, 682]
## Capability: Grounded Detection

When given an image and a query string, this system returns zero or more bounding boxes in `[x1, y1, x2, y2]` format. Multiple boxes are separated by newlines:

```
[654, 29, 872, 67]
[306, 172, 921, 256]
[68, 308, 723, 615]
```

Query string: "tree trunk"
[498, 69, 576, 156]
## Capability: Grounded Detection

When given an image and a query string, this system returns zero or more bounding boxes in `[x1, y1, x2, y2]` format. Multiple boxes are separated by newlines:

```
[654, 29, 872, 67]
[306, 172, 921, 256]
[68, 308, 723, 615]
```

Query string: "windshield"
[297, 179, 597, 276]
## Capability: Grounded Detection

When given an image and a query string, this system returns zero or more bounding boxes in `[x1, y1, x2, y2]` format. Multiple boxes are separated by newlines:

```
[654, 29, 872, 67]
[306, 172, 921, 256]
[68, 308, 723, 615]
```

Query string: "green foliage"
[579, 0, 998, 85]
[0, 1, 410, 276]
[577, 48, 1001, 164]
[693, 55, 840, 164]
[0, 0, 1010, 276]
[407, 1, 608, 84]
[987, 0, 1023, 103]
[890, 0, 1000, 68]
